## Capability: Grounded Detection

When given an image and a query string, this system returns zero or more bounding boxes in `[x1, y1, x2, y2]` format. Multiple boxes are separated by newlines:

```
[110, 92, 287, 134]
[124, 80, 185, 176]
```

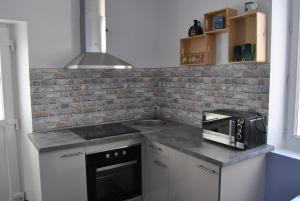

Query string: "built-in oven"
[86, 145, 141, 201]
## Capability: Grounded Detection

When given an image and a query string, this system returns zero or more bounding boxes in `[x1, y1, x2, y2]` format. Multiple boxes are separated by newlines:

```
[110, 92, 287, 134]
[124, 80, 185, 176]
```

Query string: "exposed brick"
[70, 91, 84, 97]
[41, 79, 57, 86]
[60, 103, 69, 109]
[54, 72, 71, 79]
[32, 112, 48, 118]
[30, 64, 270, 132]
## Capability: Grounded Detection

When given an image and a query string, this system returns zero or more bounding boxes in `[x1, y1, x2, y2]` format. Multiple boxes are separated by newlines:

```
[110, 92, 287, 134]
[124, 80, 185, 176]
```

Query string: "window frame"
[285, 0, 300, 151]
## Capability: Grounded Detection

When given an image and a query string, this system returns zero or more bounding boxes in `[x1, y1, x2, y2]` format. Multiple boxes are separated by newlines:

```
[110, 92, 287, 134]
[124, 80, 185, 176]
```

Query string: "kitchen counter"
[29, 120, 181, 153]
[142, 125, 274, 166]
[29, 120, 274, 167]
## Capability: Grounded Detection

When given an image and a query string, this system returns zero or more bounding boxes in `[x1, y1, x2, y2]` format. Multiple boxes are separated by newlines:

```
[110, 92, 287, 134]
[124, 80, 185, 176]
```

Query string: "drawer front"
[189, 155, 220, 175]
[85, 138, 141, 155]
[146, 140, 169, 158]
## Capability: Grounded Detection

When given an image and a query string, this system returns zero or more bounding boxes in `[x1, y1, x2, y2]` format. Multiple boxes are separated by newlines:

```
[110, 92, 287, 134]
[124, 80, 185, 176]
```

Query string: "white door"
[147, 151, 169, 201]
[169, 149, 190, 201]
[169, 148, 219, 201]
[39, 147, 87, 201]
[142, 140, 169, 201]
[186, 156, 219, 201]
[0, 126, 10, 201]
[0, 25, 21, 201]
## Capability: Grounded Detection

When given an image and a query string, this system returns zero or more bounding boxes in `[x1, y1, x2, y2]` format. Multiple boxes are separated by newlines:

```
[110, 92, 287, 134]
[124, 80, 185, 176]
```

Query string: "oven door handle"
[96, 160, 138, 172]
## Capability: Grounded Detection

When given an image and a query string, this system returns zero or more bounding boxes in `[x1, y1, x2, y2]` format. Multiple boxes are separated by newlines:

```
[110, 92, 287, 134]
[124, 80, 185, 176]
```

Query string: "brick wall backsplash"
[30, 68, 160, 131]
[158, 64, 270, 127]
[30, 64, 270, 131]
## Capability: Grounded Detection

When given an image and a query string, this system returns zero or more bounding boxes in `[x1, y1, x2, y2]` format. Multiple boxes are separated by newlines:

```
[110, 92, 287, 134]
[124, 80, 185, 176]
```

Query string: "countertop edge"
[28, 133, 86, 153]
[142, 134, 274, 167]
[28, 121, 274, 167]
[28, 120, 184, 153]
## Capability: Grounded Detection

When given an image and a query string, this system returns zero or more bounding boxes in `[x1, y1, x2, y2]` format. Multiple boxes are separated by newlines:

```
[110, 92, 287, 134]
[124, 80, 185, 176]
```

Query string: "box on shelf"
[180, 34, 216, 66]
[204, 8, 237, 34]
[228, 12, 266, 63]
[212, 16, 225, 30]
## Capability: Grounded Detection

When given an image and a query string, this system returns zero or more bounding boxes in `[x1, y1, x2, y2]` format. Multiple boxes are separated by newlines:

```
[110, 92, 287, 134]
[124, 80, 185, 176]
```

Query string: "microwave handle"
[229, 120, 235, 144]
[203, 118, 219, 123]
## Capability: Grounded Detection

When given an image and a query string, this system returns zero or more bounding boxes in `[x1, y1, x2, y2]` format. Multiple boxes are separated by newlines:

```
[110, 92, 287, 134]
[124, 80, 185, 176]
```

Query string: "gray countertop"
[29, 120, 274, 167]
[29, 120, 181, 152]
[142, 125, 274, 166]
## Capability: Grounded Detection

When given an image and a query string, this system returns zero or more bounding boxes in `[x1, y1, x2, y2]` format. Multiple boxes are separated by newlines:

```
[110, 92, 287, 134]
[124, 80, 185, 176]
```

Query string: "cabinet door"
[169, 148, 219, 201]
[187, 156, 219, 201]
[39, 147, 87, 201]
[169, 149, 190, 201]
[143, 141, 169, 201]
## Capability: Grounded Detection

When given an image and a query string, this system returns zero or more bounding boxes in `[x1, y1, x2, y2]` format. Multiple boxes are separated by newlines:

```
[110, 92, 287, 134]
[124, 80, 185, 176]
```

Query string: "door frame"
[0, 24, 22, 201]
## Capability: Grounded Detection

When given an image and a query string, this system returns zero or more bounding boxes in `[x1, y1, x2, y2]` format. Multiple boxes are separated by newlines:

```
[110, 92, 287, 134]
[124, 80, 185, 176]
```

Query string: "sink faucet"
[153, 104, 160, 120]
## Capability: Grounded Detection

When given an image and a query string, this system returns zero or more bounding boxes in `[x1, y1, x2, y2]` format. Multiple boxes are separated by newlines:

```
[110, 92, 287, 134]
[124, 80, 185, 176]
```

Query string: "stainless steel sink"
[133, 120, 166, 127]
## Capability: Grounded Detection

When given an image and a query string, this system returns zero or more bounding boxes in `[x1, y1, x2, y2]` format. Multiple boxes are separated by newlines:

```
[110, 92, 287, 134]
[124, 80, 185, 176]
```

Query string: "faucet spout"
[153, 104, 159, 120]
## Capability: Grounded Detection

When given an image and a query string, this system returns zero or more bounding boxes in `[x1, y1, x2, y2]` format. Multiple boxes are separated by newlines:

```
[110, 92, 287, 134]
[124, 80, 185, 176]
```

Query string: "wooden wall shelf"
[204, 8, 237, 34]
[180, 34, 216, 66]
[228, 61, 267, 64]
[228, 12, 267, 63]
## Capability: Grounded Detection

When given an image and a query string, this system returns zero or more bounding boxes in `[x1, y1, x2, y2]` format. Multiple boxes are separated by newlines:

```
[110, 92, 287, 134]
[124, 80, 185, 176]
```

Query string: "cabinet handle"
[60, 152, 83, 158]
[198, 165, 217, 175]
[149, 144, 162, 152]
[154, 160, 168, 169]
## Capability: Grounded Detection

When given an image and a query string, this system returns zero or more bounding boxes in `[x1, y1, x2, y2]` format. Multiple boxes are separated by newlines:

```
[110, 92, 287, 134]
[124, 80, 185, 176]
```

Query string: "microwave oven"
[202, 110, 266, 149]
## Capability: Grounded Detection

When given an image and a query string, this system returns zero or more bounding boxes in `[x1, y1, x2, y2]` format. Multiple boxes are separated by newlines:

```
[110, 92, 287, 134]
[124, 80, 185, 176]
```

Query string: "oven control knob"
[238, 118, 244, 124]
[236, 134, 242, 141]
[122, 151, 127, 155]
[114, 152, 119, 157]
[105, 154, 110, 159]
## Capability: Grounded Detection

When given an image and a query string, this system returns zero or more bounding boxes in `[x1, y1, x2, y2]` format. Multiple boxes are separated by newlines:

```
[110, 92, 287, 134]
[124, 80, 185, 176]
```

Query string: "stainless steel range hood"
[65, 0, 133, 69]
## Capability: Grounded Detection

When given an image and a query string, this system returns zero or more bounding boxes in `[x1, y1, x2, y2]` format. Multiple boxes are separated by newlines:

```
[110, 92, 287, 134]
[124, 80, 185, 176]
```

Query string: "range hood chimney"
[65, 0, 133, 69]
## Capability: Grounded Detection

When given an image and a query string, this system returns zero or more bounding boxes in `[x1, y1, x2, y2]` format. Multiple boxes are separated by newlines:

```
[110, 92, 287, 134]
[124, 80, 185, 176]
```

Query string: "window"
[285, 0, 300, 150]
[0, 45, 5, 120]
[0, 30, 9, 121]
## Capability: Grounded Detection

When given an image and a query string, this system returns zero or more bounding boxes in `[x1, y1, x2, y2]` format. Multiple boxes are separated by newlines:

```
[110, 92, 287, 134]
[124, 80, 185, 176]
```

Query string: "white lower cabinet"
[39, 147, 87, 201]
[169, 148, 219, 201]
[143, 139, 219, 201]
[143, 139, 266, 201]
[168, 149, 190, 201]
[147, 151, 169, 201]
[143, 140, 169, 201]
[185, 154, 219, 201]
[36, 139, 265, 201]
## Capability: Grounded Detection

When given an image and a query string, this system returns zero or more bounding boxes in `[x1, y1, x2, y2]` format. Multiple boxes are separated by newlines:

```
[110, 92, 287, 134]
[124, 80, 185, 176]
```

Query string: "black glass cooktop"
[70, 123, 141, 140]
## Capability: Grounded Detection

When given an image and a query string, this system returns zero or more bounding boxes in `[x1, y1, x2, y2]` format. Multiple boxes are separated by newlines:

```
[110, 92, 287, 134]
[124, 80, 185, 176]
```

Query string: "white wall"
[0, 0, 160, 68]
[0, 20, 41, 201]
[107, 0, 160, 68]
[0, 0, 80, 68]
[267, 0, 290, 148]
[0, 0, 272, 68]
[157, 0, 272, 67]
[12, 21, 42, 201]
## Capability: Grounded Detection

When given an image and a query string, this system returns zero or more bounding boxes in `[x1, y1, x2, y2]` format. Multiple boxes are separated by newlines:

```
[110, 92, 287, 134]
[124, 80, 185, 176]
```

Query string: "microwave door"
[203, 116, 236, 146]
[203, 118, 232, 135]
